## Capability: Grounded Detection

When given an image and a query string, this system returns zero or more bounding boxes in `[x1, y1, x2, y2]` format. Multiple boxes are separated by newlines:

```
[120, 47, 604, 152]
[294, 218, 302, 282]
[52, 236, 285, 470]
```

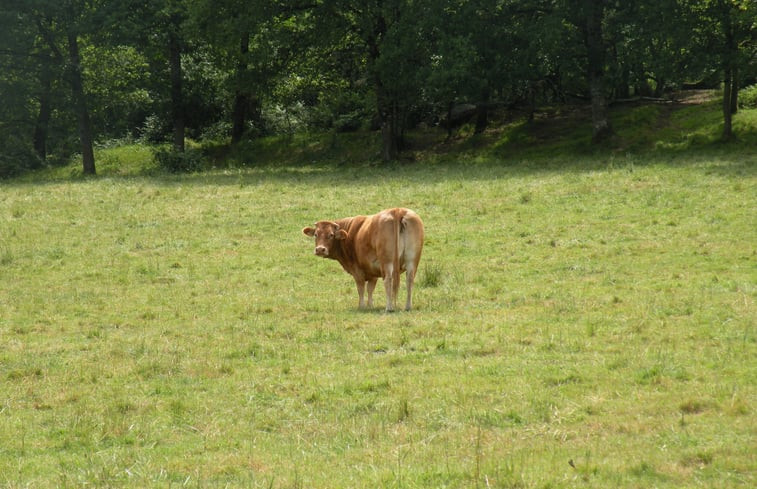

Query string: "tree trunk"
[379, 98, 399, 161]
[721, 5, 735, 141]
[231, 93, 247, 144]
[589, 76, 612, 142]
[380, 122, 398, 161]
[616, 67, 631, 99]
[366, 15, 399, 162]
[528, 83, 537, 122]
[445, 102, 454, 140]
[653, 77, 666, 98]
[723, 67, 733, 140]
[66, 31, 95, 175]
[474, 104, 488, 135]
[169, 29, 184, 152]
[730, 66, 738, 114]
[33, 67, 52, 162]
[231, 33, 250, 144]
[584, 0, 612, 143]
[474, 87, 490, 134]
[374, 68, 399, 161]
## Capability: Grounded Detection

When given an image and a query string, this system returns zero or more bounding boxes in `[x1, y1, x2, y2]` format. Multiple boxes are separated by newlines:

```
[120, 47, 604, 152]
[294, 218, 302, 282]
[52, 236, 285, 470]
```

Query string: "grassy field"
[0, 99, 755, 487]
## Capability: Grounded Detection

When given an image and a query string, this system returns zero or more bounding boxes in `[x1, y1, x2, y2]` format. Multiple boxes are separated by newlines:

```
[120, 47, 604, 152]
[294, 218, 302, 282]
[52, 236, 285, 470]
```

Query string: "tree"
[66, 24, 96, 173]
[231, 31, 253, 144]
[0, 4, 47, 175]
[564, 0, 613, 142]
[2, 0, 755, 178]
[442, 0, 568, 131]
[316, 0, 432, 161]
[423, 1, 488, 136]
[187, 0, 300, 144]
[93, 0, 192, 150]
[681, 0, 756, 140]
[13, 0, 99, 174]
[162, 1, 187, 152]
[708, 0, 756, 140]
[606, 0, 701, 98]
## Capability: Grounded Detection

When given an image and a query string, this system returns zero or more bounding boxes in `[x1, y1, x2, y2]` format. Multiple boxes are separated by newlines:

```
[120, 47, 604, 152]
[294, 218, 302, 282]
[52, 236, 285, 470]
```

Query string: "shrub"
[153, 147, 205, 173]
[199, 120, 232, 142]
[308, 91, 373, 132]
[739, 84, 757, 109]
[0, 135, 42, 179]
[262, 102, 309, 135]
[139, 114, 172, 144]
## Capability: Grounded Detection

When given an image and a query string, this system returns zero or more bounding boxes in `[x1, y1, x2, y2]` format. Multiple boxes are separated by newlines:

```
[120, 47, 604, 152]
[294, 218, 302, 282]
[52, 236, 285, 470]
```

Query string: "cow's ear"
[335, 229, 348, 240]
[303, 227, 315, 237]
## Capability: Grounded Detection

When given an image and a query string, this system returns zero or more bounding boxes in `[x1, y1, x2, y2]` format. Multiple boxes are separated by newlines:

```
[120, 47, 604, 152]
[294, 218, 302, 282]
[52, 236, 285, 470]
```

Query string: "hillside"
[204, 91, 757, 170]
[12, 90, 757, 181]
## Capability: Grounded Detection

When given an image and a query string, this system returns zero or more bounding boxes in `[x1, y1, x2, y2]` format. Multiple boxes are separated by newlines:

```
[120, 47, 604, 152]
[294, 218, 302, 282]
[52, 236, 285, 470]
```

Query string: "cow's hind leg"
[399, 211, 423, 311]
[404, 266, 416, 311]
[383, 264, 396, 312]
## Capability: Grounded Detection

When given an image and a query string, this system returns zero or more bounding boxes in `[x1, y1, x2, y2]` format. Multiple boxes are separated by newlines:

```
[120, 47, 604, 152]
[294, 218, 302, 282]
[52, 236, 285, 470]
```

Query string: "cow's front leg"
[366, 278, 377, 308]
[354, 276, 367, 309]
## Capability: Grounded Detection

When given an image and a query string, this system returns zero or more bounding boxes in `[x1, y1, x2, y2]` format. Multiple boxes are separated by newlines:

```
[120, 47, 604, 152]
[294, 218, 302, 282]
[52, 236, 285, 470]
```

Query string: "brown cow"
[303, 208, 424, 311]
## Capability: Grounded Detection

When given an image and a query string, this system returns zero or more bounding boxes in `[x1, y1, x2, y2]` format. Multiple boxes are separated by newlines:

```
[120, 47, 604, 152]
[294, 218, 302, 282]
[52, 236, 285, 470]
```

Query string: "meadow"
[0, 100, 755, 488]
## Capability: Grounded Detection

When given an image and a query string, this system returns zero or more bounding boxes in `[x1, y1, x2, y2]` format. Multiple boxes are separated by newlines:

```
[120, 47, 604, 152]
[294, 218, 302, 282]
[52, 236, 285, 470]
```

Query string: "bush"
[199, 120, 233, 142]
[309, 91, 373, 132]
[139, 114, 172, 144]
[0, 135, 42, 179]
[262, 102, 309, 135]
[739, 85, 757, 109]
[153, 147, 205, 173]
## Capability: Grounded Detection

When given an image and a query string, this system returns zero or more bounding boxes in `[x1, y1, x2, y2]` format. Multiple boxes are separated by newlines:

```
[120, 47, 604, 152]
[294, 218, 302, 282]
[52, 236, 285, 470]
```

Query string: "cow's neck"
[329, 240, 348, 264]
[330, 217, 358, 270]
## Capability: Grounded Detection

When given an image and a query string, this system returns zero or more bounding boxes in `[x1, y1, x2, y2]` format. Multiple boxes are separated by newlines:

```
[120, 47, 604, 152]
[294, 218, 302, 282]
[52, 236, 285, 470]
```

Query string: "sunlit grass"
[0, 100, 755, 488]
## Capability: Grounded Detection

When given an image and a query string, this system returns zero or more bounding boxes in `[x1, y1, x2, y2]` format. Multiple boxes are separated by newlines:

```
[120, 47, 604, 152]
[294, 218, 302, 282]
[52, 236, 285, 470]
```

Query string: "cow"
[302, 208, 424, 312]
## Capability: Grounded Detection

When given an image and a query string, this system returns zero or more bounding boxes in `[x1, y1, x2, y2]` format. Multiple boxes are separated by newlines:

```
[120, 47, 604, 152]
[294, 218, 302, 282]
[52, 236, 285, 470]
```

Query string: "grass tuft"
[419, 262, 443, 288]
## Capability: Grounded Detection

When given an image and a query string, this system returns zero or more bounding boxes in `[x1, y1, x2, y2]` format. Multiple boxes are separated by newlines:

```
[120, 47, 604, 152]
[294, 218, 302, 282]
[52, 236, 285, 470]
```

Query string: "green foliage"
[0, 135, 42, 178]
[1, 0, 756, 174]
[153, 147, 205, 173]
[81, 44, 153, 139]
[180, 47, 230, 139]
[739, 84, 757, 109]
[261, 102, 310, 135]
[138, 114, 173, 144]
[309, 90, 374, 132]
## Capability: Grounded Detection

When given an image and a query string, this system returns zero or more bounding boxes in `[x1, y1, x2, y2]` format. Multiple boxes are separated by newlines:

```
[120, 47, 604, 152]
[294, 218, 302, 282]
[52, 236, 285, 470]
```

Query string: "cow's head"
[302, 221, 348, 257]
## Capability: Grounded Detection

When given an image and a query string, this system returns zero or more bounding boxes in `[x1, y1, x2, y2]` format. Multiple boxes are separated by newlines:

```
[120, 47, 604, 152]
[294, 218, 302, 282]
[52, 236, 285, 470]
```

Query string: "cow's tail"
[392, 210, 402, 308]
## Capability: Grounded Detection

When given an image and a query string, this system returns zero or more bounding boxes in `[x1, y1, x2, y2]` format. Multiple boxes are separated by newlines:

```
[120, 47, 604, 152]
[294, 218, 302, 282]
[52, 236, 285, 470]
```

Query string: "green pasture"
[1, 103, 756, 488]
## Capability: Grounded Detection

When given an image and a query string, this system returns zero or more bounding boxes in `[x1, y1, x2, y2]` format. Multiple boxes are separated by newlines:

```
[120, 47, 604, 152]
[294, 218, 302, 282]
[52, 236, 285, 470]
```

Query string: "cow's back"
[337, 208, 422, 278]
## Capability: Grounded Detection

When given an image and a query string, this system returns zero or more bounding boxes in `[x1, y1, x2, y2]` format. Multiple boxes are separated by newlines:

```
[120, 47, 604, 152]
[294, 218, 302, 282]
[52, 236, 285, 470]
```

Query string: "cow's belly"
[365, 259, 383, 278]
[362, 258, 406, 279]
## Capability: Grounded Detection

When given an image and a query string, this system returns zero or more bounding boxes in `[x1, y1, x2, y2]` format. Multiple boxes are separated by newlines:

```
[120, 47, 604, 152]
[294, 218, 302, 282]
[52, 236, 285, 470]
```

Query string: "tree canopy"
[1, 0, 755, 176]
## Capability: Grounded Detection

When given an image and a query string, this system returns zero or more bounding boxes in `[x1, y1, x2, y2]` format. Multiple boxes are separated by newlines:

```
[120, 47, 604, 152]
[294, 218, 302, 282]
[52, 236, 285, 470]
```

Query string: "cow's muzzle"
[315, 246, 328, 257]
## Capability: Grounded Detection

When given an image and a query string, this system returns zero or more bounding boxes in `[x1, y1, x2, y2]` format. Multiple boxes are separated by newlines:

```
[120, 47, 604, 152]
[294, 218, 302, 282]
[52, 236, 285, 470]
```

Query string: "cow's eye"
[328, 233, 335, 239]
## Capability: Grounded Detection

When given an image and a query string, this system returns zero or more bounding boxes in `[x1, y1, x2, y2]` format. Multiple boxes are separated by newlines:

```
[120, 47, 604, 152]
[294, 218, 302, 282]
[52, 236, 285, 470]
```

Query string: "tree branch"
[34, 16, 64, 61]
